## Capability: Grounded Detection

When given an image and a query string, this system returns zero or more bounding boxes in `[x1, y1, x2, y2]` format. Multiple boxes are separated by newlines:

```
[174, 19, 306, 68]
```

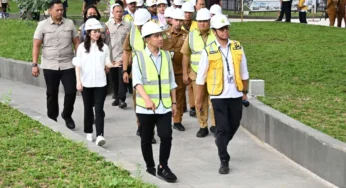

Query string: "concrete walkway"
[0, 78, 334, 188]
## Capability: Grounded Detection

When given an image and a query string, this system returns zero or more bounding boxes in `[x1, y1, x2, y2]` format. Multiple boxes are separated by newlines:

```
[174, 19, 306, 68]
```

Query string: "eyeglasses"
[218, 26, 229, 32]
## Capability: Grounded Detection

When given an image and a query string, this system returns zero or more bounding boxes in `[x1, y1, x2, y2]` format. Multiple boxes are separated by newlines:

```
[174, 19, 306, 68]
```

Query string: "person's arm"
[122, 33, 132, 83]
[181, 35, 191, 84]
[73, 47, 83, 91]
[32, 39, 42, 77]
[71, 26, 80, 53]
[82, 1, 86, 13]
[195, 50, 209, 111]
[240, 48, 249, 100]
[168, 54, 178, 116]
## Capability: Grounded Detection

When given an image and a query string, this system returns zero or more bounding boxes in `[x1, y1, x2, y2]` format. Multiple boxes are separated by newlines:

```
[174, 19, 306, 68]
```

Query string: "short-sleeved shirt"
[162, 27, 188, 75]
[33, 17, 78, 70]
[106, 20, 131, 62]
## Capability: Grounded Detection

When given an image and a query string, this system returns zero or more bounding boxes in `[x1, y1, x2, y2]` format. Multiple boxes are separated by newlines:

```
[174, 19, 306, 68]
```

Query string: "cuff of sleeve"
[72, 57, 81, 67]
[195, 80, 205, 85]
[241, 73, 249, 80]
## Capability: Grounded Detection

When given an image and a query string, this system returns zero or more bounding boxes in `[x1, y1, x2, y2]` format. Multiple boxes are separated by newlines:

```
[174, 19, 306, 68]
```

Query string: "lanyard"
[219, 46, 231, 76]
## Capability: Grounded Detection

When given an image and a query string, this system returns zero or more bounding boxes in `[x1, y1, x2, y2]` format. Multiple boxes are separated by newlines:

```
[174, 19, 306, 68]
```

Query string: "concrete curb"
[6, 100, 173, 188]
[242, 98, 346, 188]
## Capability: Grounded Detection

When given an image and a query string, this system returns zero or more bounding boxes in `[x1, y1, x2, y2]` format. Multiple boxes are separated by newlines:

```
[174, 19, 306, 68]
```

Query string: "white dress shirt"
[196, 39, 249, 99]
[132, 47, 177, 114]
[73, 42, 111, 88]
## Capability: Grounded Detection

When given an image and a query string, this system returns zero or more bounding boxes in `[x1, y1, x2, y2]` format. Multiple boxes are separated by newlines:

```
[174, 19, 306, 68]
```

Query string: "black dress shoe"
[152, 137, 157, 144]
[219, 161, 230, 174]
[112, 99, 119, 106]
[173, 123, 185, 131]
[210, 126, 216, 135]
[112, 94, 116, 99]
[189, 107, 196, 117]
[62, 115, 75, 130]
[157, 165, 177, 183]
[196, 127, 208, 137]
[146, 167, 156, 176]
[119, 101, 127, 109]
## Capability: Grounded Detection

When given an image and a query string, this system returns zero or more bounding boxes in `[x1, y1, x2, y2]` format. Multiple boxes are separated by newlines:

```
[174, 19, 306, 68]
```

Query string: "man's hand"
[112, 61, 122, 67]
[123, 72, 129, 83]
[77, 82, 83, 92]
[183, 73, 191, 85]
[172, 104, 177, 117]
[145, 99, 156, 113]
[32, 66, 40, 77]
[242, 93, 248, 101]
[195, 97, 202, 113]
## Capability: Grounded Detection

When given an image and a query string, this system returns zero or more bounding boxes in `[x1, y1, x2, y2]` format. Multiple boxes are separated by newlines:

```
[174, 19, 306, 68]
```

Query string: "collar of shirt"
[49, 17, 65, 25]
[198, 29, 211, 37]
[145, 47, 162, 58]
[169, 27, 183, 35]
[111, 19, 125, 26]
[125, 8, 135, 18]
[215, 39, 231, 49]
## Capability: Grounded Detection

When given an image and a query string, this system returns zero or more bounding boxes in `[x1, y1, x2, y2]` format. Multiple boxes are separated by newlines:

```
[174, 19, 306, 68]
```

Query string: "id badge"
[227, 75, 233, 83]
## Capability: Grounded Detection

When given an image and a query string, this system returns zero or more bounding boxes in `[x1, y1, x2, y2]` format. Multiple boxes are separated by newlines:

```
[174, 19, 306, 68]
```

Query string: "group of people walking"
[32, 0, 249, 182]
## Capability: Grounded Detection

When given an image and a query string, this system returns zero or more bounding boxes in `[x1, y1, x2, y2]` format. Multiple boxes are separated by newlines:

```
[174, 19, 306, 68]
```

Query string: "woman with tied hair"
[73, 18, 120, 146]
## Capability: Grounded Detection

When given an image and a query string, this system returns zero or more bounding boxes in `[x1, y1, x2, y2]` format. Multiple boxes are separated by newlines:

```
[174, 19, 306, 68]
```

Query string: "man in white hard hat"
[181, 2, 197, 31]
[106, 3, 131, 109]
[195, 14, 249, 174]
[173, 0, 183, 8]
[132, 21, 178, 182]
[146, 0, 159, 23]
[122, 8, 158, 143]
[181, 8, 216, 138]
[210, 4, 222, 17]
[123, 0, 137, 23]
[161, 8, 188, 132]
[164, 6, 173, 28]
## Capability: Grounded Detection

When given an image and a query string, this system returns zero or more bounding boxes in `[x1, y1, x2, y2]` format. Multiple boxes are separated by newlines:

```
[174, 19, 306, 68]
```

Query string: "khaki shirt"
[106, 20, 131, 62]
[162, 27, 188, 75]
[180, 29, 211, 80]
[33, 17, 78, 70]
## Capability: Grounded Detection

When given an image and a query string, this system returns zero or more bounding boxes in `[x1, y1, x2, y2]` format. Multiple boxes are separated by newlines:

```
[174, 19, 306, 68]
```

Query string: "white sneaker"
[86, 134, 93, 142]
[96, 136, 106, 146]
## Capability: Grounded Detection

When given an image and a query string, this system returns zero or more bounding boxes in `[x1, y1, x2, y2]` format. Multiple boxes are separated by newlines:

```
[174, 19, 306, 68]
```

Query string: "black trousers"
[137, 112, 173, 169]
[211, 98, 243, 162]
[299, 12, 307, 23]
[110, 67, 128, 102]
[43, 68, 76, 121]
[278, 0, 292, 22]
[82, 86, 107, 136]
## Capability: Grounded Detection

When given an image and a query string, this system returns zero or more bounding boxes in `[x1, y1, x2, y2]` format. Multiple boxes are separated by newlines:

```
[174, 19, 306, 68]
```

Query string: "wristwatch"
[242, 90, 248, 94]
[32, 63, 38, 67]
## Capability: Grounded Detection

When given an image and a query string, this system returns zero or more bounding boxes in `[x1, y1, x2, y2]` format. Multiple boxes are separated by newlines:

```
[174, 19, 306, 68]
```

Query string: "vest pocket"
[207, 58, 223, 95]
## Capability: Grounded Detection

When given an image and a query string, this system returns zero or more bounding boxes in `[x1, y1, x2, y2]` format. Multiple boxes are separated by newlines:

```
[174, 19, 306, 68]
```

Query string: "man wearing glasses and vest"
[195, 14, 249, 175]
[181, 8, 216, 138]
[132, 21, 178, 182]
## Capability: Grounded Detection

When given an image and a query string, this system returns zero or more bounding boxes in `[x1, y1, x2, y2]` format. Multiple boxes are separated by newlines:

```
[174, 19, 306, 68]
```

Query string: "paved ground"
[0, 78, 334, 188]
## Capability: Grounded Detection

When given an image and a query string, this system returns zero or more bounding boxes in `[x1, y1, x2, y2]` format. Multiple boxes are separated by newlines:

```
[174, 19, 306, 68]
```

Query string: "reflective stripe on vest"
[129, 26, 145, 53]
[135, 50, 172, 109]
[189, 30, 216, 73]
[206, 41, 244, 96]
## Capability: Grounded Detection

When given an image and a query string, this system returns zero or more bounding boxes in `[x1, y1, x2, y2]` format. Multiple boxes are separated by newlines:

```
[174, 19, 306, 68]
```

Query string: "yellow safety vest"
[182, 21, 198, 31]
[129, 26, 145, 52]
[123, 14, 134, 25]
[189, 29, 216, 73]
[206, 41, 244, 96]
[135, 50, 172, 109]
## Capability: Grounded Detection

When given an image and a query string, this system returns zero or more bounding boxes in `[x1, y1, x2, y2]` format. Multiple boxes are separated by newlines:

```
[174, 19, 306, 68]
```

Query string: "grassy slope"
[0, 103, 156, 187]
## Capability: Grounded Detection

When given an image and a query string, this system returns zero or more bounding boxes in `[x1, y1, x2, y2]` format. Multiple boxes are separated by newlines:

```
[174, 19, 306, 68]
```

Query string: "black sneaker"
[146, 167, 156, 176]
[219, 161, 229, 174]
[119, 101, 127, 109]
[157, 165, 177, 183]
[112, 99, 120, 106]
[210, 126, 216, 135]
[61, 114, 75, 130]
[196, 127, 208, 138]
[173, 123, 185, 131]
[189, 107, 196, 117]
[152, 137, 157, 144]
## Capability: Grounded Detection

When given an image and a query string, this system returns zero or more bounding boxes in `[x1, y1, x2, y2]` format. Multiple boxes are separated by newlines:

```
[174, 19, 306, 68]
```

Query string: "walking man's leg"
[43, 69, 61, 121]
[60, 68, 77, 129]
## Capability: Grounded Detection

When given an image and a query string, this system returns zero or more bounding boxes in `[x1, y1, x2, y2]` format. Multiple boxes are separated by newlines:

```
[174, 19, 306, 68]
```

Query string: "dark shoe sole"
[157, 174, 177, 183]
[219, 168, 230, 174]
[173, 125, 185, 131]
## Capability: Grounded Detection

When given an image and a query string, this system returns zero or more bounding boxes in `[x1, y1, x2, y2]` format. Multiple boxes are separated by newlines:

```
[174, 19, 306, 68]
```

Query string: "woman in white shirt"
[73, 18, 119, 146]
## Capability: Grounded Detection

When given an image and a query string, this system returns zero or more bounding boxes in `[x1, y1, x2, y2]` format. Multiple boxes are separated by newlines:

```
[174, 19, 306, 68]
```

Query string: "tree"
[14, 0, 50, 20]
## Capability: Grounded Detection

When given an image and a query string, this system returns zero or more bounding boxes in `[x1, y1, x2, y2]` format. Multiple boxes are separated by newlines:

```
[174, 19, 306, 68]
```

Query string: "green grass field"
[0, 103, 156, 187]
[0, 19, 346, 143]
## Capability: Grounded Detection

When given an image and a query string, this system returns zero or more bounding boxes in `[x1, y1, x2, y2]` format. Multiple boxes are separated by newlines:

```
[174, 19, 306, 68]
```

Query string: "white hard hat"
[211, 14, 230, 29]
[141, 21, 163, 38]
[196, 8, 210, 21]
[164, 6, 173, 17]
[85, 18, 103, 30]
[182, 2, 194, 12]
[210, 4, 222, 15]
[146, 0, 157, 6]
[137, 0, 144, 6]
[173, 0, 184, 6]
[170, 8, 185, 20]
[126, 0, 137, 4]
[134, 8, 151, 25]
[185, 0, 196, 6]
[156, 0, 168, 5]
